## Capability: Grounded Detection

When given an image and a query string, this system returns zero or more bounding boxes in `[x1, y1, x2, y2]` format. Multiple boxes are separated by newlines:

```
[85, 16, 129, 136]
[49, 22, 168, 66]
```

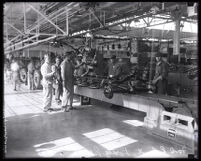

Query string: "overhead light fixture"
[85, 32, 93, 38]
[112, 44, 115, 50]
[118, 44, 121, 49]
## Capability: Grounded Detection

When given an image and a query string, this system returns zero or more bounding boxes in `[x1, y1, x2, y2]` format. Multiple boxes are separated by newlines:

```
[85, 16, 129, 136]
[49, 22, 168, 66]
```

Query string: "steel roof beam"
[89, 8, 104, 27]
[5, 23, 25, 36]
[27, 3, 74, 32]
[27, 4, 66, 35]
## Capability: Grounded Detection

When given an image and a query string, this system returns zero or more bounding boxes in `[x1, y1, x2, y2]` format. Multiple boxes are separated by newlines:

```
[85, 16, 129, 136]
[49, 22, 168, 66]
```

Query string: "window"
[163, 115, 171, 121]
[178, 119, 188, 126]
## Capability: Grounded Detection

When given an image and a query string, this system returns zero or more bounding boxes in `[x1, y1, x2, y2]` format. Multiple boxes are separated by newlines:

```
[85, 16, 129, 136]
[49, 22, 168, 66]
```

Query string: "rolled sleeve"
[60, 63, 65, 82]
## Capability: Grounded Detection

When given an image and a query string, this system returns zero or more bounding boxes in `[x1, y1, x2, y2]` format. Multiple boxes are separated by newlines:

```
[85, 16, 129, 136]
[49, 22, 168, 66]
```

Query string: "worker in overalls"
[74, 57, 89, 84]
[60, 52, 75, 112]
[52, 56, 62, 104]
[27, 58, 35, 90]
[152, 52, 169, 94]
[41, 53, 55, 112]
[11, 58, 20, 91]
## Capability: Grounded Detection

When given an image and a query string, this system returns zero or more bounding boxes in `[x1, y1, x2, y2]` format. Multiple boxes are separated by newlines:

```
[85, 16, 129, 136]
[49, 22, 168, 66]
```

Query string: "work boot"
[61, 106, 70, 112]
[69, 106, 76, 110]
[43, 108, 49, 112]
[43, 108, 53, 112]
[65, 108, 70, 112]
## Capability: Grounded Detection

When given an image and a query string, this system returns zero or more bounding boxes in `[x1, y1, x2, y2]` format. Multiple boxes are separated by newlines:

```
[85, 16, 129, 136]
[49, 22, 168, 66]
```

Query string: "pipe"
[29, 32, 64, 36]
[6, 34, 39, 50]
[5, 35, 56, 54]
[66, 9, 68, 35]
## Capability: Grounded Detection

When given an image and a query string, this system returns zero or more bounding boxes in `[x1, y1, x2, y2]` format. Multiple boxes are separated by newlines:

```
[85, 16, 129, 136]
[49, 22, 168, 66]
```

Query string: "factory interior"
[3, 2, 198, 158]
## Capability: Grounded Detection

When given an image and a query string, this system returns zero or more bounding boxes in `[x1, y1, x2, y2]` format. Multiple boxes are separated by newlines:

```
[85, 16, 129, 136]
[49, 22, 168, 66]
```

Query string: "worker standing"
[27, 58, 35, 90]
[52, 56, 62, 104]
[75, 57, 89, 77]
[41, 53, 55, 112]
[108, 55, 122, 79]
[60, 52, 75, 112]
[11, 58, 20, 91]
[152, 52, 169, 95]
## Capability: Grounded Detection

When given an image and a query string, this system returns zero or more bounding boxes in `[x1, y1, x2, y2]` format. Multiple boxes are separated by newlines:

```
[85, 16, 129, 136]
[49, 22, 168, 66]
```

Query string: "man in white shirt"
[41, 53, 55, 112]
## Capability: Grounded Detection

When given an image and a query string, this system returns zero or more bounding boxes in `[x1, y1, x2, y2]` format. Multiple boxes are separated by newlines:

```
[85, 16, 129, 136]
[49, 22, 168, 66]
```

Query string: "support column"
[173, 18, 181, 62]
[28, 48, 30, 57]
[172, 8, 182, 63]
[23, 3, 26, 34]
[6, 23, 9, 42]
[40, 50, 42, 59]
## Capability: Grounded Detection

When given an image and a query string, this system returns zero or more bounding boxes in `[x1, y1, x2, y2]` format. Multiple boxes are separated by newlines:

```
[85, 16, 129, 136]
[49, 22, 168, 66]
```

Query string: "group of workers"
[107, 52, 169, 95]
[5, 49, 168, 112]
[41, 51, 90, 112]
[4, 57, 39, 91]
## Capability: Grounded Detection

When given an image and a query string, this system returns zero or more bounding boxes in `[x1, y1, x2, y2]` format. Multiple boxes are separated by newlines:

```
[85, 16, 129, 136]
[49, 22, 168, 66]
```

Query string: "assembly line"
[3, 2, 198, 158]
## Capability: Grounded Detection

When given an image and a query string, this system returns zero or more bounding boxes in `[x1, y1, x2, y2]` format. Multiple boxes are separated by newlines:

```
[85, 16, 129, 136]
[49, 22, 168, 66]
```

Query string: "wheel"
[89, 82, 100, 89]
[34, 70, 41, 89]
[19, 68, 27, 83]
[78, 82, 89, 87]
[104, 85, 113, 99]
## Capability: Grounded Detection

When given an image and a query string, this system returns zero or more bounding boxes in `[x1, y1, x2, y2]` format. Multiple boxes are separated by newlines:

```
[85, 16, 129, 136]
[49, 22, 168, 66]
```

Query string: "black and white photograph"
[3, 2, 198, 158]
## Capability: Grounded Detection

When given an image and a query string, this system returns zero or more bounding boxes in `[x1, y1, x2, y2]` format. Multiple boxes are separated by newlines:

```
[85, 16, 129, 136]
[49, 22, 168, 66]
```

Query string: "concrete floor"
[4, 81, 191, 158]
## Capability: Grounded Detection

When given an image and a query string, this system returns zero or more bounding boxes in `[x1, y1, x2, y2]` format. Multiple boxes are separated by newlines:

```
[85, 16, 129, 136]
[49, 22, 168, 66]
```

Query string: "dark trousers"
[54, 83, 62, 100]
[62, 84, 74, 108]
[156, 79, 167, 95]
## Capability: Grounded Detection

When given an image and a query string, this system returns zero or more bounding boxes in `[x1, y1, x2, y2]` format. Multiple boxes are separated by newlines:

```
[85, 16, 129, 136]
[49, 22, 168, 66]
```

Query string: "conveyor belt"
[74, 85, 198, 109]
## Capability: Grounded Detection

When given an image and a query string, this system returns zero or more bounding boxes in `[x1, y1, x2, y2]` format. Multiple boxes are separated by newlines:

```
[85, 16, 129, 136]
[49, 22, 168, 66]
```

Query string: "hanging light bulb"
[118, 44, 121, 49]
[112, 44, 115, 50]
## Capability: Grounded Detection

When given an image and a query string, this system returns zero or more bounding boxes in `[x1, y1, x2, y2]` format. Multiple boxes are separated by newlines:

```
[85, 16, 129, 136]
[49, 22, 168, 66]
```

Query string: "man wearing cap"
[152, 52, 169, 94]
[60, 52, 75, 112]
[41, 53, 55, 112]
[108, 55, 122, 79]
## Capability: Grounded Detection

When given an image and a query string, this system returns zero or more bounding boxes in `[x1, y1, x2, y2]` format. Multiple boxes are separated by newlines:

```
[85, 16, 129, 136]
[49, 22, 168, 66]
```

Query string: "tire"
[19, 68, 27, 83]
[104, 85, 113, 99]
[34, 70, 41, 89]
